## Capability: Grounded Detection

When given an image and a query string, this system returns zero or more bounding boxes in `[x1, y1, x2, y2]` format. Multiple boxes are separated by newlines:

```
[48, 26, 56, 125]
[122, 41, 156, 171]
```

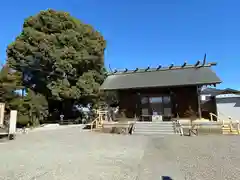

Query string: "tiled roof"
[100, 62, 222, 90]
[201, 88, 240, 96]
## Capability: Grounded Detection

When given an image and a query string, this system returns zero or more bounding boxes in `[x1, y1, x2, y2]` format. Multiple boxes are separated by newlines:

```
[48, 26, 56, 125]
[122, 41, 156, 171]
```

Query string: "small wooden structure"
[90, 110, 108, 130]
[90, 110, 134, 134]
[100, 57, 221, 122]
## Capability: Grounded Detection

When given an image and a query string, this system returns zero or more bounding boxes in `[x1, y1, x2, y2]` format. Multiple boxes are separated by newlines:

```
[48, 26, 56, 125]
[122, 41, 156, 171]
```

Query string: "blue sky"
[0, 0, 239, 89]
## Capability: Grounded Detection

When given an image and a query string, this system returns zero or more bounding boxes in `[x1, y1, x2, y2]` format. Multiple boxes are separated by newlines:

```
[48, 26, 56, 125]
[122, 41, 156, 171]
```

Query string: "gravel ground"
[0, 127, 148, 180]
[139, 135, 240, 180]
[0, 126, 240, 180]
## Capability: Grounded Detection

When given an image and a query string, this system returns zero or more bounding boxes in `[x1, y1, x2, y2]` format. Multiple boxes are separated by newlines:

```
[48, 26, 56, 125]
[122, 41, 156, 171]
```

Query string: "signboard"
[152, 115, 162, 121]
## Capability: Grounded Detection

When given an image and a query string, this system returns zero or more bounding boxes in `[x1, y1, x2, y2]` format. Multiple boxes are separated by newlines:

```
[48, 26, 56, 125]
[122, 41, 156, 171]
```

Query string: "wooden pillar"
[135, 92, 141, 120]
[197, 86, 202, 119]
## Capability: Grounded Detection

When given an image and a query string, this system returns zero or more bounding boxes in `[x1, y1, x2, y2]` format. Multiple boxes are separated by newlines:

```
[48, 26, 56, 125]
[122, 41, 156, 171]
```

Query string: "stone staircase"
[132, 121, 176, 136]
[222, 124, 240, 135]
[210, 112, 240, 135]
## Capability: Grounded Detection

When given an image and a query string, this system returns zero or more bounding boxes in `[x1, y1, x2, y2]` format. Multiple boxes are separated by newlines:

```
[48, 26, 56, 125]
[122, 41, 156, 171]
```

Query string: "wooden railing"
[210, 112, 240, 134]
[209, 112, 222, 121]
[90, 110, 108, 131]
[90, 117, 100, 131]
[237, 120, 240, 134]
[229, 120, 240, 134]
[173, 119, 183, 136]
[209, 112, 226, 127]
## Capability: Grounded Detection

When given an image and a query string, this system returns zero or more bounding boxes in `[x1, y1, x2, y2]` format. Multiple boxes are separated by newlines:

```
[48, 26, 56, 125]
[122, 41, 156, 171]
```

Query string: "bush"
[17, 115, 30, 128]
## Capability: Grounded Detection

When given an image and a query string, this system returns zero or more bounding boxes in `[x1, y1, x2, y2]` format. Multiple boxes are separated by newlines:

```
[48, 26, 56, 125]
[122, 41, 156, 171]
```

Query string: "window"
[149, 97, 162, 103]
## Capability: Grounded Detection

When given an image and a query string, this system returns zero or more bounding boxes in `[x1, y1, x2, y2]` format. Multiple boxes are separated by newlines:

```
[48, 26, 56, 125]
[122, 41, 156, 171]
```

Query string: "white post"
[0, 103, 5, 126]
[9, 110, 17, 135]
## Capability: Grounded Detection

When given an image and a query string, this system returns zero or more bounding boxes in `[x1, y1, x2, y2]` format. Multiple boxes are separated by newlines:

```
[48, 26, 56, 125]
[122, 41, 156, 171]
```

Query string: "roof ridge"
[108, 62, 217, 76]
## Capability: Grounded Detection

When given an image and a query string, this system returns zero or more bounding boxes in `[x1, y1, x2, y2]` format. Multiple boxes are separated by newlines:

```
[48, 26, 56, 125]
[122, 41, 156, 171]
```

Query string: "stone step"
[133, 122, 176, 135]
[222, 128, 240, 134]
[135, 122, 173, 124]
[222, 129, 239, 132]
[222, 125, 230, 127]
[134, 128, 175, 132]
[134, 124, 174, 128]
[222, 128, 239, 131]
[135, 124, 174, 127]
[222, 132, 239, 134]
[133, 131, 176, 135]
[222, 127, 231, 129]
[133, 129, 175, 133]
[222, 131, 239, 134]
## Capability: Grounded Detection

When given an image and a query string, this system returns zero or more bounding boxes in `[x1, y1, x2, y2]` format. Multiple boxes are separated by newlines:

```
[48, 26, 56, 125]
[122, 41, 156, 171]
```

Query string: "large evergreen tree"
[7, 9, 106, 120]
[0, 64, 23, 110]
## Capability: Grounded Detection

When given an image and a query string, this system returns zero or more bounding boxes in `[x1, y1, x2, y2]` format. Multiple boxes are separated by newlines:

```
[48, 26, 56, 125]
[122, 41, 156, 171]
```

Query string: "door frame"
[139, 94, 172, 121]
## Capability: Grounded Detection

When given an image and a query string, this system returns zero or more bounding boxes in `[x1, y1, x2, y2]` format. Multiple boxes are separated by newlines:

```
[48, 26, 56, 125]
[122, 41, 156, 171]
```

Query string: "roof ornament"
[199, 54, 217, 67]
[202, 53, 206, 66]
[108, 64, 113, 73]
[169, 63, 174, 69]
[145, 66, 150, 71]
[108, 54, 217, 75]
[197, 53, 207, 68]
[181, 61, 187, 68]
[209, 62, 217, 66]
[134, 68, 139, 72]
[194, 60, 201, 67]
[156, 65, 162, 70]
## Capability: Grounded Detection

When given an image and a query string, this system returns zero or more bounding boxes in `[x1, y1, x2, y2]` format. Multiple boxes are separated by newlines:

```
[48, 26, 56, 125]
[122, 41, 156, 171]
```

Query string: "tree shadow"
[162, 176, 173, 180]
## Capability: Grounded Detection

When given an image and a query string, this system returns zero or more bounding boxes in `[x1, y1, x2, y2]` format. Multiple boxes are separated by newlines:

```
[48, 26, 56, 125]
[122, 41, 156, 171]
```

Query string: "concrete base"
[8, 134, 16, 140]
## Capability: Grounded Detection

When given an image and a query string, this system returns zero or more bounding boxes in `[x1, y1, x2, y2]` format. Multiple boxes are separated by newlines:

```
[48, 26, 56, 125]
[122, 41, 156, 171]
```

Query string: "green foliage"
[0, 65, 23, 110]
[24, 89, 48, 125]
[6, 9, 106, 120]
[17, 114, 29, 127]
[0, 65, 48, 126]
[8, 89, 48, 127]
[97, 90, 119, 108]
